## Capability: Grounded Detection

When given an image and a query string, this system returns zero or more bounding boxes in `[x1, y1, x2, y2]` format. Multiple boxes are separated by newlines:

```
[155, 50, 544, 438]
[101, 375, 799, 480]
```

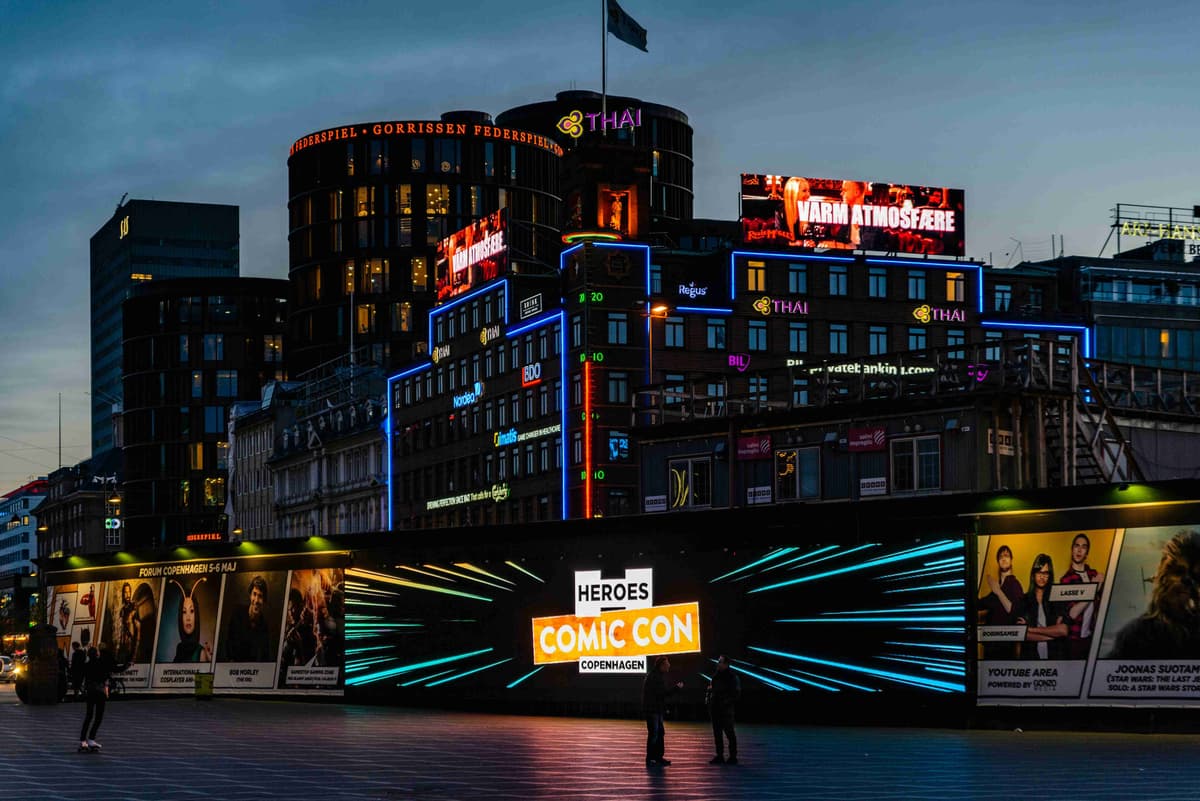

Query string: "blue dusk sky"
[1, 0, 1196, 486]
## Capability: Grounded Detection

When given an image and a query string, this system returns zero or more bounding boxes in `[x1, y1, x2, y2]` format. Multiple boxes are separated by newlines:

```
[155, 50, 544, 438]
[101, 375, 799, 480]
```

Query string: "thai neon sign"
[752, 296, 808, 316]
[556, 107, 643, 139]
[530, 568, 701, 668]
[912, 304, 966, 324]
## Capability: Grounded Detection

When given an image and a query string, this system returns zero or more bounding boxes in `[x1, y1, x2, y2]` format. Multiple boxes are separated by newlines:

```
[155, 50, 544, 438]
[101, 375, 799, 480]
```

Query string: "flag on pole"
[607, 0, 647, 52]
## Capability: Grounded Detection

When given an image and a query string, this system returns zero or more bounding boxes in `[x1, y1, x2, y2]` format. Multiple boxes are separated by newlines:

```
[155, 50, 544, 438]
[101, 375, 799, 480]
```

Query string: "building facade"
[121, 278, 289, 548]
[90, 199, 239, 457]
[0, 479, 47, 577]
[286, 112, 563, 376]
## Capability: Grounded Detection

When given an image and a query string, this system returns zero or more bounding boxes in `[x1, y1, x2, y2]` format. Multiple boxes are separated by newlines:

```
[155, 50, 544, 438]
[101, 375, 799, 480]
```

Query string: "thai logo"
[679, 282, 708, 299]
[556, 108, 643, 139]
[556, 110, 584, 139]
[912, 304, 933, 324]
[752, 296, 773, 316]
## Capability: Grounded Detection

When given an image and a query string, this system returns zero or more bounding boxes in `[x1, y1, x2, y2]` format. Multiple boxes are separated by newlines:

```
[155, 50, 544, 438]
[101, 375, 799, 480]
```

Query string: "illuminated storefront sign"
[740, 173, 966, 257]
[729, 353, 751, 373]
[531, 568, 700, 668]
[119, 216, 130, 239]
[425, 483, 510, 511]
[678, 281, 708, 299]
[452, 381, 485, 408]
[912, 304, 966, 324]
[493, 423, 563, 449]
[431, 344, 451, 362]
[737, 435, 772, 460]
[847, 427, 887, 452]
[813, 362, 935, 376]
[104, 517, 123, 530]
[1120, 221, 1200, 241]
[185, 532, 222, 542]
[520, 294, 542, 319]
[752, 296, 808, 316]
[479, 324, 501, 345]
[290, 122, 563, 157]
[556, 107, 642, 139]
[522, 363, 542, 387]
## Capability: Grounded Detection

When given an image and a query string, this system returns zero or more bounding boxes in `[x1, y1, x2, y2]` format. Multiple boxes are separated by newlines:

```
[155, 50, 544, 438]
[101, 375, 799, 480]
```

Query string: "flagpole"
[601, 0, 607, 138]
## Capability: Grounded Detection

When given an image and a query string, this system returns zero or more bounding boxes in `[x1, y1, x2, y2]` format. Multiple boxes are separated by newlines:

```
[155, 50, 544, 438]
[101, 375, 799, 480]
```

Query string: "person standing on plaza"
[78, 643, 116, 751]
[642, 656, 683, 767]
[706, 655, 741, 764]
[69, 641, 86, 699]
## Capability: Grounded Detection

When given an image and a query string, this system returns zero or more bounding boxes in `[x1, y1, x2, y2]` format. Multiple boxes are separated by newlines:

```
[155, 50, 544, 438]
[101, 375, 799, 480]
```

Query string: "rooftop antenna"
[116, 192, 128, 212]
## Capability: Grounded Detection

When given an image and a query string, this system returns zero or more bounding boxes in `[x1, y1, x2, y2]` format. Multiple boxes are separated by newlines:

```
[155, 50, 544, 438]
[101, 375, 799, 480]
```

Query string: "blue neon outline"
[750, 539, 962, 594]
[506, 666, 544, 689]
[749, 646, 964, 694]
[709, 547, 798, 583]
[427, 278, 510, 347]
[425, 657, 512, 687]
[980, 320, 1092, 357]
[791, 669, 879, 693]
[676, 306, 732, 314]
[345, 647, 494, 686]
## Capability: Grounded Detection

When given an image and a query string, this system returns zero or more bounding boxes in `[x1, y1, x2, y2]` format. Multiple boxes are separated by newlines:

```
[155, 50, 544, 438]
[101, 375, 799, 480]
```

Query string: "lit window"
[747, 261, 766, 292]
[947, 272, 965, 302]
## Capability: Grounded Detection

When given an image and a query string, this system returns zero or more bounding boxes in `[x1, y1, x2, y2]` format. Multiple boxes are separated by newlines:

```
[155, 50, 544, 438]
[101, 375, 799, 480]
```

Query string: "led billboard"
[740, 174, 965, 257]
[435, 208, 508, 303]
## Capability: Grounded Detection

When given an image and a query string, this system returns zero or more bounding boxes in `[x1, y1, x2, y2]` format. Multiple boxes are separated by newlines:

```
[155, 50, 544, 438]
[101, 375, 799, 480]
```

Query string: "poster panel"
[740, 173, 965, 256]
[277, 568, 344, 690]
[1088, 525, 1200, 700]
[152, 573, 220, 688]
[214, 570, 289, 690]
[976, 530, 1116, 701]
[99, 578, 160, 688]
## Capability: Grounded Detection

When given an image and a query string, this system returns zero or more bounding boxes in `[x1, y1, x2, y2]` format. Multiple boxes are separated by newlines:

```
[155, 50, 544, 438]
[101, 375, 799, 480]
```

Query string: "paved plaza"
[1, 683, 1198, 800]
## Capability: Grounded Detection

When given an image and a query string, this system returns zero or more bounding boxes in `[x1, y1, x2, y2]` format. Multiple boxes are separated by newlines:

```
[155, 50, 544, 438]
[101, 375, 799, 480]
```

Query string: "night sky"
[2, 0, 1196, 486]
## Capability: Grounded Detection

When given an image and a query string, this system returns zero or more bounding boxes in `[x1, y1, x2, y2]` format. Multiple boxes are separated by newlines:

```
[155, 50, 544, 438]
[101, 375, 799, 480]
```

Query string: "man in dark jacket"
[69, 641, 86, 699]
[706, 655, 741, 764]
[642, 656, 683, 767]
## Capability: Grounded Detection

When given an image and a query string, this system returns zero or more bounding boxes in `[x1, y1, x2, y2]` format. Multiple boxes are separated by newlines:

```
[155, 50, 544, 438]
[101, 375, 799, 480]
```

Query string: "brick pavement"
[1, 684, 1198, 800]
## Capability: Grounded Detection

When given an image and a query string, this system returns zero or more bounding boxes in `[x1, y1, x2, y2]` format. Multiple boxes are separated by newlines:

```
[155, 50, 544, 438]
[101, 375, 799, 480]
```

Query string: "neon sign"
[678, 281, 708, 299]
[813, 362, 935, 376]
[556, 107, 643, 139]
[912, 304, 966, 324]
[493, 423, 562, 449]
[425, 482, 510, 510]
[729, 353, 751, 373]
[452, 381, 484, 408]
[479, 324, 501, 345]
[290, 122, 563, 157]
[752, 296, 808, 316]
[119, 216, 130, 239]
[530, 568, 701, 669]
[431, 344, 451, 362]
[522, 363, 542, 387]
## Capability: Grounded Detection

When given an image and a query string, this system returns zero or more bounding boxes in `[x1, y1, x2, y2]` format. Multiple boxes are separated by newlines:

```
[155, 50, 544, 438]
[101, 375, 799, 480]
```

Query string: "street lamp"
[645, 302, 670, 385]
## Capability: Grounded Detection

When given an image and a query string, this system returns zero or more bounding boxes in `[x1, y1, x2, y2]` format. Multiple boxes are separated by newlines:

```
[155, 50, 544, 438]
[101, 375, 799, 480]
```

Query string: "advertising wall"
[435, 208, 508, 303]
[343, 535, 968, 715]
[740, 173, 965, 257]
[44, 553, 347, 695]
[976, 524, 1200, 705]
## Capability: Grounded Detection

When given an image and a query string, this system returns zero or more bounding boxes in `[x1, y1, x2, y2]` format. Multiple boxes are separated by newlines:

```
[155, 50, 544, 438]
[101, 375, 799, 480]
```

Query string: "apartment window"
[829, 323, 848, 355]
[868, 267, 887, 298]
[908, 327, 927, 351]
[775, 447, 820, 501]
[664, 316, 684, 348]
[649, 263, 662, 294]
[985, 331, 1004, 361]
[607, 313, 629, 345]
[179, 335, 189, 363]
[869, 326, 888, 355]
[668, 457, 712, 509]
[788, 263, 808, 294]
[749, 376, 768, 404]
[908, 271, 927, 300]
[828, 265, 848, 296]
[391, 302, 412, 333]
[263, 334, 283, 363]
[792, 378, 809, 406]
[994, 284, 1012, 312]
[1028, 286, 1044, 311]
[203, 477, 226, 508]
[188, 443, 204, 471]
[204, 406, 224, 434]
[947, 329, 966, 360]
[356, 303, 376, 334]
[747, 260, 766, 292]
[748, 320, 767, 352]
[203, 334, 224, 361]
[892, 435, 941, 493]
[788, 322, 808, 354]
[216, 441, 229, 470]
[412, 257, 428, 291]
[607, 371, 629, 404]
[706, 317, 727, 350]
[215, 370, 238, 397]
[946, 271, 965, 302]
[191, 371, 203, 399]
[355, 185, 374, 217]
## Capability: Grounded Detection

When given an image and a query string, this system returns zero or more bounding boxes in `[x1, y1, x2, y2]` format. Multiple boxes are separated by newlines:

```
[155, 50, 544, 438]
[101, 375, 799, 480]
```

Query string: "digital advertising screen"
[43, 553, 347, 695]
[343, 536, 968, 714]
[435, 208, 508, 303]
[740, 173, 965, 257]
[976, 524, 1200, 706]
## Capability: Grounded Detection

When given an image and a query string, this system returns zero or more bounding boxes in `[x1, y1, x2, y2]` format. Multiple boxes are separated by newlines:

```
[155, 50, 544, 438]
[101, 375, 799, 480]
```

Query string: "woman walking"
[79, 644, 116, 752]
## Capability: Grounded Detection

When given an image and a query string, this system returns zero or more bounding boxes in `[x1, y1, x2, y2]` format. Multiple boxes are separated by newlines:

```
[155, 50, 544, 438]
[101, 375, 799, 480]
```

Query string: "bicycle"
[107, 675, 126, 699]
